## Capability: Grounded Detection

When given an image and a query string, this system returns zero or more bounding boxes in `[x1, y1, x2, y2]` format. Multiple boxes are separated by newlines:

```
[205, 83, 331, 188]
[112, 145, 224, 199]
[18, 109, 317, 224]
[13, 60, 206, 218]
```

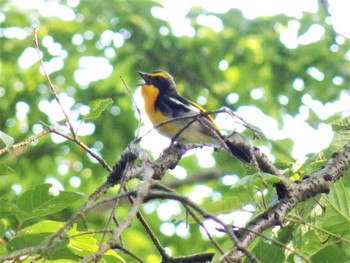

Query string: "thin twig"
[0, 129, 50, 156]
[33, 29, 76, 138]
[152, 182, 225, 254]
[120, 76, 142, 138]
[139, 109, 225, 142]
[136, 210, 169, 260]
[111, 244, 144, 263]
[99, 178, 127, 248]
[50, 128, 111, 172]
[287, 214, 350, 244]
[81, 163, 155, 262]
[184, 203, 225, 254]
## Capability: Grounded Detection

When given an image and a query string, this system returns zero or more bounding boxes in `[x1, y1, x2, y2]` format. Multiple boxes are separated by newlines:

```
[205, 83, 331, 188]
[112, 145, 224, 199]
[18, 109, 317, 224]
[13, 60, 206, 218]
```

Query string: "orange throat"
[141, 84, 167, 125]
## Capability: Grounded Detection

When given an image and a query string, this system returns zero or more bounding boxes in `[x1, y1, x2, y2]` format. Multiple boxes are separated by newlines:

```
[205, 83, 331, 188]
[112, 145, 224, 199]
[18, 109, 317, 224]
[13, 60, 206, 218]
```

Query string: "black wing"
[155, 93, 200, 118]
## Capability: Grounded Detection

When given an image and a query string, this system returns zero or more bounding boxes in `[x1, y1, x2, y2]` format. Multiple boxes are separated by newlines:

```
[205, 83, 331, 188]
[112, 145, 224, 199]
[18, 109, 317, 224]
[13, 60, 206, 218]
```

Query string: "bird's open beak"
[138, 71, 151, 85]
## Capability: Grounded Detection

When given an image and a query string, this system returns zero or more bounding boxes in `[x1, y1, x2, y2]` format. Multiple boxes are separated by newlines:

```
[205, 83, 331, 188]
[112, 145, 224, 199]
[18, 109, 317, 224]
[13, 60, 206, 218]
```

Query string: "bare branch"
[33, 29, 76, 137]
[0, 129, 50, 156]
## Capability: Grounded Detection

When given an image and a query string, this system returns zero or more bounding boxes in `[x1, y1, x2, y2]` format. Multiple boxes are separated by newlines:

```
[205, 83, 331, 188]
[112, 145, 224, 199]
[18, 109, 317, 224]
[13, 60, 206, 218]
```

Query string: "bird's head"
[138, 71, 177, 94]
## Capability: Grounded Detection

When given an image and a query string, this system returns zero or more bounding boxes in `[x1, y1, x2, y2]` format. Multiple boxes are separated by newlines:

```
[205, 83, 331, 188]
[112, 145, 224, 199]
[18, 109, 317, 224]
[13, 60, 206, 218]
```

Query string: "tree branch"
[219, 143, 350, 262]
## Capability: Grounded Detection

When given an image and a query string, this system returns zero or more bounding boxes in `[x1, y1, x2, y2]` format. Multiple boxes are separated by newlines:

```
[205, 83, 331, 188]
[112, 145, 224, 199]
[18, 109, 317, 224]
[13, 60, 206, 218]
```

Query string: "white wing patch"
[168, 97, 201, 114]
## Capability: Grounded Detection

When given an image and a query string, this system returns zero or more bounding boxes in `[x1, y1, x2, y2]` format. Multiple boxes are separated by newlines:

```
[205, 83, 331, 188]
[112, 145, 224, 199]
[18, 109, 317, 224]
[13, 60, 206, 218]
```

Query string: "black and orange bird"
[138, 70, 252, 163]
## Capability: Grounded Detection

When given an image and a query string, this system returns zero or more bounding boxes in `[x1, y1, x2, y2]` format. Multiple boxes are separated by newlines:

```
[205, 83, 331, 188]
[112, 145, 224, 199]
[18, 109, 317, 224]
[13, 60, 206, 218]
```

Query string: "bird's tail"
[224, 137, 252, 163]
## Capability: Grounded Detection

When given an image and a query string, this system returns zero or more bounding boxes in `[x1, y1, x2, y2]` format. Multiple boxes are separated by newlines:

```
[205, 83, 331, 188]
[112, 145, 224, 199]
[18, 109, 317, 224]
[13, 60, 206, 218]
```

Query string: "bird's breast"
[141, 84, 171, 125]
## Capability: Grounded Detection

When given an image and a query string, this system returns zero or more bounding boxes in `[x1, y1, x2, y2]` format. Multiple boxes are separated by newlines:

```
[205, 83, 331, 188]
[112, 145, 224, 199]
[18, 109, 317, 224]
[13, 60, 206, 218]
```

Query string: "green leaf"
[7, 221, 66, 252]
[7, 220, 125, 262]
[248, 240, 285, 263]
[0, 198, 25, 218]
[7, 221, 79, 261]
[298, 152, 328, 175]
[317, 180, 350, 235]
[201, 196, 244, 214]
[68, 224, 125, 262]
[330, 116, 350, 150]
[0, 131, 14, 148]
[293, 228, 322, 256]
[331, 117, 350, 132]
[16, 184, 83, 222]
[330, 130, 350, 151]
[276, 224, 294, 245]
[0, 221, 5, 237]
[234, 173, 282, 190]
[0, 163, 15, 176]
[311, 244, 347, 263]
[83, 98, 113, 120]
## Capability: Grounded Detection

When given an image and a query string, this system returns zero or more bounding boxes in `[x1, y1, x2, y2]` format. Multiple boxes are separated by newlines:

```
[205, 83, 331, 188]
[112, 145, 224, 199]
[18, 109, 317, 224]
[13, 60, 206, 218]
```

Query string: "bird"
[138, 70, 252, 163]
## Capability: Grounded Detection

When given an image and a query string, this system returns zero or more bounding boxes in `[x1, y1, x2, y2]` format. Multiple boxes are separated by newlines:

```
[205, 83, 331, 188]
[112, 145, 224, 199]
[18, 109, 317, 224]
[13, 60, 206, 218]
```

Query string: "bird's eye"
[153, 76, 163, 84]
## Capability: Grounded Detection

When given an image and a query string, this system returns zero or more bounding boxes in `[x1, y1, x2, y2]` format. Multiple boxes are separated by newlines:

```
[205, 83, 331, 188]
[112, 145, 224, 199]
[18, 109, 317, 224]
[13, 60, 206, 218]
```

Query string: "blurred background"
[1, 0, 350, 261]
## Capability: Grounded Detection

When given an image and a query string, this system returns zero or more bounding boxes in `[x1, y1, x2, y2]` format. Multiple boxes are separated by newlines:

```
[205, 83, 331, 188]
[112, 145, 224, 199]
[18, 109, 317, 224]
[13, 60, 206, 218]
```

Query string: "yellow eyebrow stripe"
[147, 72, 169, 78]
